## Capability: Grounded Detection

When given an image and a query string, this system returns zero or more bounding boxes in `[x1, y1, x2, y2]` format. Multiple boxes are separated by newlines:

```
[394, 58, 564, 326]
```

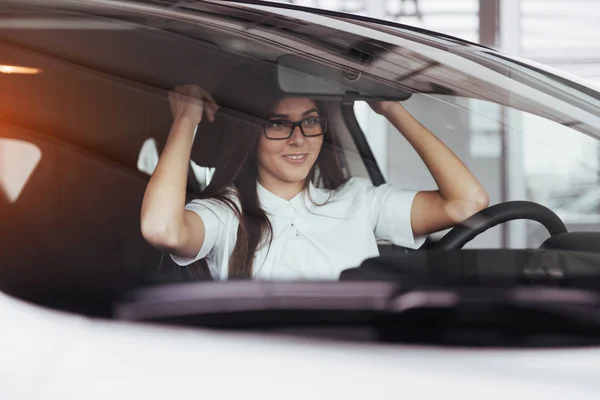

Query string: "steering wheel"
[431, 201, 568, 250]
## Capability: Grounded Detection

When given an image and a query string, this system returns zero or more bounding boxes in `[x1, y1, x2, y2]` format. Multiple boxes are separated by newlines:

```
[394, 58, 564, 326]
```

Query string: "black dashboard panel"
[341, 249, 600, 289]
[540, 232, 600, 252]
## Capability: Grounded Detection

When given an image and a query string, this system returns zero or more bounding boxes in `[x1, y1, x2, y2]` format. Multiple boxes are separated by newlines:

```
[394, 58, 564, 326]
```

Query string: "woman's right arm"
[140, 85, 218, 258]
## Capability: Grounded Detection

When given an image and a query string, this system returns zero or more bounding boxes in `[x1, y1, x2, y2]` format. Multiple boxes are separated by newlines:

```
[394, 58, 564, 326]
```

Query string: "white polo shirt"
[172, 177, 424, 280]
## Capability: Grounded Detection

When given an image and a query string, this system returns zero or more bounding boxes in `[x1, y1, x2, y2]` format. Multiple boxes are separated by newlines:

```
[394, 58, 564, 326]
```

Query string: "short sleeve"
[359, 178, 426, 249]
[170, 197, 237, 266]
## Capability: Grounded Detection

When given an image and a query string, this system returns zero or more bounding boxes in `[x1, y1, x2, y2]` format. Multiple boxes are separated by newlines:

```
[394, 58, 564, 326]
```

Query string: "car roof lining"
[0, 3, 494, 101]
[0, 3, 453, 90]
[0, 5, 418, 171]
[2, 1, 600, 169]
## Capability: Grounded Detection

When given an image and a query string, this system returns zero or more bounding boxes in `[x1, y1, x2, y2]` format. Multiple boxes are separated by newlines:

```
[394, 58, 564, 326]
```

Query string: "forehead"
[270, 97, 318, 116]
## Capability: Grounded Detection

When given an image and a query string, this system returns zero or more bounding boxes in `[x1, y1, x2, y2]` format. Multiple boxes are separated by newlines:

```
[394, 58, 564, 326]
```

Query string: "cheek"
[257, 136, 283, 165]
[310, 136, 324, 155]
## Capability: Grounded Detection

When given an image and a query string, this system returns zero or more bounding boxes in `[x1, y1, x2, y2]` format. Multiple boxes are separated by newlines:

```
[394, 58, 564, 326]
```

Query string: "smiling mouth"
[282, 153, 308, 163]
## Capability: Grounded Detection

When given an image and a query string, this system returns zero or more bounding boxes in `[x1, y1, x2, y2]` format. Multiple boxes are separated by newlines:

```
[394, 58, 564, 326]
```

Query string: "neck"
[258, 173, 305, 201]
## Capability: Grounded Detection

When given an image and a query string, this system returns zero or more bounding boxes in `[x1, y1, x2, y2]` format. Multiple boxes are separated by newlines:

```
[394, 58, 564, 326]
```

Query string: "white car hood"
[2, 290, 600, 399]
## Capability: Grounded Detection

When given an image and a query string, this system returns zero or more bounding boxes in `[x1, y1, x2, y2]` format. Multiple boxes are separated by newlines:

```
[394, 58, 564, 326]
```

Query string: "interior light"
[0, 65, 43, 75]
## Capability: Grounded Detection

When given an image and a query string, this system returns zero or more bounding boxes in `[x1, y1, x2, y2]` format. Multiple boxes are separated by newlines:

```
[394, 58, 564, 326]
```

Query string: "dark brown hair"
[194, 64, 348, 278]
[197, 102, 347, 278]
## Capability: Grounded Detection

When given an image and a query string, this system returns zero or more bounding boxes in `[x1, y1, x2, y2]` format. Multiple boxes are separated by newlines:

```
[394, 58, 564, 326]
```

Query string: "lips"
[282, 153, 308, 164]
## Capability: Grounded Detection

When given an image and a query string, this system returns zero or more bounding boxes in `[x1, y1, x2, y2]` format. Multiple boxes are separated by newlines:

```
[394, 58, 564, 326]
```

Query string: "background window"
[356, 94, 600, 249]
[0, 138, 41, 203]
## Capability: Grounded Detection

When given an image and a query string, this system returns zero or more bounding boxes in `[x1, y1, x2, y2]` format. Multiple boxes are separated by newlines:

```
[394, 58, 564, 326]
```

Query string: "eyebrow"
[269, 108, 319, 119]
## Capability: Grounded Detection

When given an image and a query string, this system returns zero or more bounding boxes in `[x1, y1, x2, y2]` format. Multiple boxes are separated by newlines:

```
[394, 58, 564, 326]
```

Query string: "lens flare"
[0, 65, 42, 75]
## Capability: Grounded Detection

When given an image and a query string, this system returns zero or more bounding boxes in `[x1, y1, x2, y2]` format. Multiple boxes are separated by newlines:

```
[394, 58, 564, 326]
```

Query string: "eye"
[302, 117, 319, 126]
[266, 120, 287, 130]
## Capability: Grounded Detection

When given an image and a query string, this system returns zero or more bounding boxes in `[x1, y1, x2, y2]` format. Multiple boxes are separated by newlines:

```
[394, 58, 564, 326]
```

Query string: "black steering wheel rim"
[431, 201, 568, 250]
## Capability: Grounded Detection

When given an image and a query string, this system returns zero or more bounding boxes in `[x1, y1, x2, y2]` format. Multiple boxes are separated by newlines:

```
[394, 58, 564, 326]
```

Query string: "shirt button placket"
[289, 206, 299, 237]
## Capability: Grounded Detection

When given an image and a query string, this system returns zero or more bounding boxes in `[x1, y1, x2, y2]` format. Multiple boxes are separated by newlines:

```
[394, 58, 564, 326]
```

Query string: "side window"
[137, 138, 160, 176]
[137, 137, 214, 190]
[356, 95, 600, 249]
[0, 138, 42, 203]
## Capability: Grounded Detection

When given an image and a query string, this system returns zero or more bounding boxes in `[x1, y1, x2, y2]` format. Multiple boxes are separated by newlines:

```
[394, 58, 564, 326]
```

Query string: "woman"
[141, 65, 489, 280]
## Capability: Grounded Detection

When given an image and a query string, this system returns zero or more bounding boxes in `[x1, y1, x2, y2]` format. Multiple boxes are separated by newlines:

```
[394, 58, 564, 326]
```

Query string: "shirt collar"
[257, 180, 331, 216]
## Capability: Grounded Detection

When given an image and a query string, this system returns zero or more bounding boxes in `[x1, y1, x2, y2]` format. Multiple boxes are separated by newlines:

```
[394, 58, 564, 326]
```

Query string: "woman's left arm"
[370, 101, 490, 236]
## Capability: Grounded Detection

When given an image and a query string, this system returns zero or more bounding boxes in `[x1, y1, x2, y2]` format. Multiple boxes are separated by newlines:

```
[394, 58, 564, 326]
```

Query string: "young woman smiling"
[141, 65, 489, 280]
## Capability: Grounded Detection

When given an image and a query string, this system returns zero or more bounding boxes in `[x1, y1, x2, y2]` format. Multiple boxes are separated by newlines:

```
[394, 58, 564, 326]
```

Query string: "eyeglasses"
[263, 117, 327, 140]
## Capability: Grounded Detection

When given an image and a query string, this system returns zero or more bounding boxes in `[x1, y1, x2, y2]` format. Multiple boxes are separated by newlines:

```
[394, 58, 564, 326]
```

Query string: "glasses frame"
[262, 117, 327, 140]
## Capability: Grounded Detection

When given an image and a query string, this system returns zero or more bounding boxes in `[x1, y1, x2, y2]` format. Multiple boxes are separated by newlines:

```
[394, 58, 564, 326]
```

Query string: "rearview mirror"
[277, 54, 412, 101]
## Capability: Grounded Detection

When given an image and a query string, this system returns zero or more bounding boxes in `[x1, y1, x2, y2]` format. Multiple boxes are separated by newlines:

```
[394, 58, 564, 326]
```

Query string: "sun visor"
[277, 54, 412, 102]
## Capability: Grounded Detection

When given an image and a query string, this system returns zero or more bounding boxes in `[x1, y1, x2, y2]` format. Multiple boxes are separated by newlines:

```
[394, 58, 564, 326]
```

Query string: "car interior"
[0, 2, 408, 314]
[2, 1, 600, 328]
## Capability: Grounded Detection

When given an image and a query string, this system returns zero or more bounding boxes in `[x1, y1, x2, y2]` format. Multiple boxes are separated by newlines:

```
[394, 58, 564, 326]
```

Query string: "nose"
[287, 125, 305, 146]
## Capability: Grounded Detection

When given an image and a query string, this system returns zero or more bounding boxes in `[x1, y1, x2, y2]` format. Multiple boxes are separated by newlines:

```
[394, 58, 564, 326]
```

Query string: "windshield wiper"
[116, 250, 600, 346]
[116, 282, 600, 321]
[115, 281, 600, 345]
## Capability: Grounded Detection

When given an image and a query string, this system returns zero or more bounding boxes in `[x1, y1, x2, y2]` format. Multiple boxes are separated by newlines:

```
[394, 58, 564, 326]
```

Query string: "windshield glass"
[2, 1, 600, 333]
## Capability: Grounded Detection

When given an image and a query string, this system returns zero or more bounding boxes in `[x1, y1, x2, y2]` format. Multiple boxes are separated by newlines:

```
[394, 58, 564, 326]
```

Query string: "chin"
[280, 170, 311, 184]
[276, 166, 312, 184]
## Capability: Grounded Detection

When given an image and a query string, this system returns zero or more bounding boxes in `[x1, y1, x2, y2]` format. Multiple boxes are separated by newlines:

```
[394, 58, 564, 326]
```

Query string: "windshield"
[2, 1, 600, 347]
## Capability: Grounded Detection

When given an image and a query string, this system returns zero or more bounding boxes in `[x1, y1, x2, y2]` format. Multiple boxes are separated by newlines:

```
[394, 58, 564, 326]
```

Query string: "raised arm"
[369, 101, 490, 236]
[141, 85, 218, 257]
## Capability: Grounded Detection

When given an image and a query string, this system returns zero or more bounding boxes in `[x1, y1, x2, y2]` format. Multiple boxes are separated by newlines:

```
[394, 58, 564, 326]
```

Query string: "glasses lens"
[264, 120, 293, 139]
[301, 117, 326, 136]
